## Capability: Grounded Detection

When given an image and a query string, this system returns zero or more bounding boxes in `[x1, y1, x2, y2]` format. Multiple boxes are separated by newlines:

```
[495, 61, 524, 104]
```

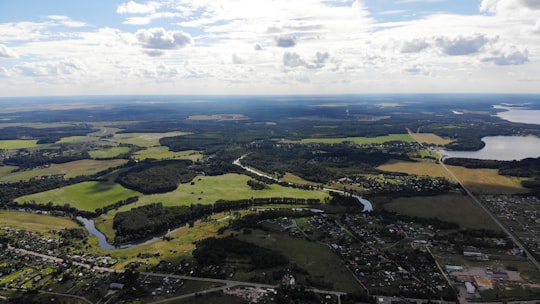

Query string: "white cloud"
[275, 35, 297, 48]
[283, 51, 329, 69]
[483, 46, 529, 65]
[117, 1, 160, 14]
[401, 38, 430, 53]
[436, 34, 490, 56]
[0, 44, 18, 58]
[47, 15, 86, 28]
[135, 28, 192, 51]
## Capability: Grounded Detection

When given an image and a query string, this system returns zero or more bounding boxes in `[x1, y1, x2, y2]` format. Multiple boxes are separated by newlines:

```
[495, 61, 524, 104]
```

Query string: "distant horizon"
[1, 1, 539, 96]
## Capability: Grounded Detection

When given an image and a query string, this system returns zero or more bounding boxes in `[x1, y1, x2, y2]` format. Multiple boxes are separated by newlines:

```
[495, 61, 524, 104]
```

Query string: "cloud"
[275, 35, 297, 48]
[480, 0, 540, 14]
[136, 28, 192, 51]
[47, 15, 86, 28]
[16, 59, 86, 78]
[283, 52, 329, 69]
[482, 47, 529, 65]
[436, 34, 490, 56]
[401, 38, 430, 53]
[0, 44, 18, 58]
[117, 1, 160, 14]
[232, 53, 245, 64]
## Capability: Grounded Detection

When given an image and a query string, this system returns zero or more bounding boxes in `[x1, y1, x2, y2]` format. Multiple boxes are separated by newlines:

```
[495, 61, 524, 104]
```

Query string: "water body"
[495, 105, 540, 125]
[77, 216, 180, 251]
[440, 136, 540, 161]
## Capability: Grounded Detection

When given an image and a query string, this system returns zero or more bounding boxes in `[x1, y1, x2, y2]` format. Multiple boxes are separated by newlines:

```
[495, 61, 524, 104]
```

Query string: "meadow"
[0, 210, 79, 233]
[447, 165, 526, 194]
[0, 139, 39, 149]
[132, 146, 201, 161]
[108, 131, 189, 147]
[15, 181, 140, 211]
[88, 146, 130, 159]
[377, 159, 454, 179]
[380, 194, 500, 231]
[408, 132, 453, 145]
[301, 133, 415, 144]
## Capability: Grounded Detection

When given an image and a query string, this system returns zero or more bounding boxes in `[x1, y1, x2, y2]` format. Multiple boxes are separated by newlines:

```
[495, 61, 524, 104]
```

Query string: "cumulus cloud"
[136, 28, 192, 52]
[401, 39, 430, 53]
[480, 0, 540, 13]
[117, 1, 160, 14]
[275, 35, 296, 48]
[0, 44, 17, 58]
[283, 52, 329, 69]
[482, 47, 529, 65]
[436, 34, 490, 56]
[16, 59, 86, 78]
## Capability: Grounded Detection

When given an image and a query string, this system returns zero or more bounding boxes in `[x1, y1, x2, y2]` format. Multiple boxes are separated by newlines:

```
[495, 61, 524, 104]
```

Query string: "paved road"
[439, 160, 540, 272]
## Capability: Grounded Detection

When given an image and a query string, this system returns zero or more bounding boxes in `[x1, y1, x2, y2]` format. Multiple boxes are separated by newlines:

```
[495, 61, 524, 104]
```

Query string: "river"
[439, 136, 540, 161]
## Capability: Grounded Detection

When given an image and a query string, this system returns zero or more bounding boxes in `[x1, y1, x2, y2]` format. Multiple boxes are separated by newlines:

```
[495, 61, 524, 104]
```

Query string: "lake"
[440, 136, 540, 161]
[495, 105, 540, 125]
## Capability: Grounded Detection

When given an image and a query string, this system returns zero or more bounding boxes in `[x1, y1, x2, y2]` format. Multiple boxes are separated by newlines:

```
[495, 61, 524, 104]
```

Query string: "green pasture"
[133, 146, 201, 161]
[379, 194, 500, 231]
[55, 136, 88, 143]
[0, 139, 39, 149]
[109, 131, 189, 147]
[301, 133, 415, 144]
[135, 173, 328, 209]
[0, 210, 79, 233]
[15, 181, 140, 212]
[239, 228, 362, 293]
[89, 146, 130, 158]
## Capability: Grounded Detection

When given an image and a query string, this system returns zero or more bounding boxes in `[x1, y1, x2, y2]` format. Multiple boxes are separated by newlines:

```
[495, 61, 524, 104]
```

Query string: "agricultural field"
[238, 228, 363, 293]
[379, 194, 500, 231]
[408, 132, 453, 145]
[281, 172, 319, 186]
[0, 159, 128, 182]
[377, 159, 454, 179]
[108, 131, 189, 147]
[15, 181, 140, 211]
[0, 210, 79, 233]
[133, 146, 201, 161]
[0, 139, 40, 149]
[55, 135, 88, 143]
[88, 146, 130, 159]
[446, 165, 526, 194]
[301, 133, 415, 144]
[134, 173, 328, 208]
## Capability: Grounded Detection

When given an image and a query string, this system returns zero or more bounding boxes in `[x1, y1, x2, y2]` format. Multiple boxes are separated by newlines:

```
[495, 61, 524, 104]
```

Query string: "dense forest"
[115, 159, 196, 194]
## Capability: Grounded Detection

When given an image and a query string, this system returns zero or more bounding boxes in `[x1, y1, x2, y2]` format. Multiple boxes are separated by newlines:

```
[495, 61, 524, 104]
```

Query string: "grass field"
[447, 165, 526, 194]
[134, 173, 328, 209]
[377, 159, 454, 179]
[0, 139, 40, 149]
[0, 159, 128, 182]
[15, 181, 140, 211]
[409, 132, 453, 145]
[133, 147, 201, 161]
[0, 211, 79, 232]
[55, 136, 88, 143]
[239, 229, 362, 293]
[281, 172, 320, 186]
[301, 133, 415, 144]
[381, 194, 500, 231]
[109, 132, 189, 147]
[89, 146, 130, 158]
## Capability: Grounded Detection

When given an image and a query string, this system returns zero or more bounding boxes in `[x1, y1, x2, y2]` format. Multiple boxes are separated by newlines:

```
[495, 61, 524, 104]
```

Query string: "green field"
[301, 133, 415, 144]
[380, 194, 500, 231]
[133, 146, 201, 161]
[109, 132, 189, 147]
[55, 136, 88, 143]
[89, 146, 130, 158]
[15, 181, 140, 211]
[0, 159, 128, 182]
[0, 210, 79, 232]
[0, 139, 40, 149]
[135, 173, 328, 208]
[239, 228, 362, 293]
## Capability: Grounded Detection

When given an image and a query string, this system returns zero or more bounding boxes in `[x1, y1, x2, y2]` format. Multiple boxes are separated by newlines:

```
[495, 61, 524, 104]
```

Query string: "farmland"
[88, 146, 130, 159]
[0, 210, 79, 232]
[301, 133, 415, 144]
[15, 181, 140, 211]
[0, 139, 39, 149]
[133, 147, 201, 161]
[447, 165, 526, 194]
[377, 159, 453, 179]
[408, 132, 453, 145]
[108, 132, 190, 147]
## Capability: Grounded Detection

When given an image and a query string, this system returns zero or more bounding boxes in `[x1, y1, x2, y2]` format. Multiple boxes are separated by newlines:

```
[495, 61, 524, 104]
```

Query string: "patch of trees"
[193, 237, 288, 269]
[376, 208, 459, 230]
[4, 149, 91, 170]
[243, 142, 410, 183]
[115, 159, 196, 194]
[328, 192, 362, 206]
[247, 179, 269, 190]
[0, 125, 95, 142]
[440, 229, 512, 250]
[225, 209, 315, 232]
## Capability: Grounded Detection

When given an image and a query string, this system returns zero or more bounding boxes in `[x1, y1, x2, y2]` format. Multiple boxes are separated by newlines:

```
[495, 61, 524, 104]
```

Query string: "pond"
[440, 136, 540, 161]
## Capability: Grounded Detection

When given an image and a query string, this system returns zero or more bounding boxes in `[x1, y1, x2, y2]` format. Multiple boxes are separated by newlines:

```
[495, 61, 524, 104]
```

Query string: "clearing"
[0, 210, 79, 233]
[301, 134, 415, 144]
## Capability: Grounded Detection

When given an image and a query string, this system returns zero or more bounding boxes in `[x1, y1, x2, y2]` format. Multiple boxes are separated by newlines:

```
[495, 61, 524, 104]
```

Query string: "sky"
[0, 0, 539, 96]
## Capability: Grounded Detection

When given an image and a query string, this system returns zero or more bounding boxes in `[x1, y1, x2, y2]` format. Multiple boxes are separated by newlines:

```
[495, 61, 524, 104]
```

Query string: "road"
[438, 160, 540, 271]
